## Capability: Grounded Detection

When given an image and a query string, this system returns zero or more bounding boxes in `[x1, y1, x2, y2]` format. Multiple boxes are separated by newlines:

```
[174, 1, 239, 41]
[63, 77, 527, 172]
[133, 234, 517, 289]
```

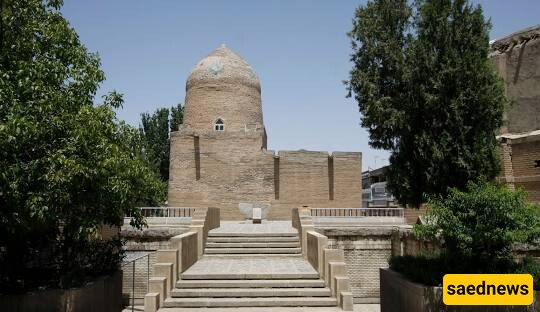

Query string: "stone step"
[203, 253, 303, 258]
[176, 279, 326, 289]
[163, 297, 338, 308]
[208, 232, 299, 237]
[205, 247, 301, 254]
[181, 272, 320, 280]
[159, 308, 344, 312]
[206, 242, 300, 248]
[207, 236, 299, 243]
[171, 287, 331, 298]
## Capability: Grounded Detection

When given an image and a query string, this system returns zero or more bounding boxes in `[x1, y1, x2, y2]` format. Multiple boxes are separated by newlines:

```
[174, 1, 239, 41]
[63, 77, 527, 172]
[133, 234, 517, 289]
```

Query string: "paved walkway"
[209, 220, 297, 235]
[124, 305, 380, 312]
[182, 256, 318, 279]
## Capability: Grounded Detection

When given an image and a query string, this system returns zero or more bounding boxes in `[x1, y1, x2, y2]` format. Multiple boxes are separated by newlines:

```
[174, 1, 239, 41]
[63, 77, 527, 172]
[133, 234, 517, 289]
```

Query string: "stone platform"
[208, 220, 297, 236]
[181, 256, 318, 280]
[129, 305, 380, 312]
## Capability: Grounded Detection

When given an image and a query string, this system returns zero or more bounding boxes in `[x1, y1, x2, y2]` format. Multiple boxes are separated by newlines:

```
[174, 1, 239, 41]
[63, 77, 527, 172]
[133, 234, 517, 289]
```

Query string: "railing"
[121, 251, 150, 311]
[310, 207, 404, 218]
[129, 207, 196, 218]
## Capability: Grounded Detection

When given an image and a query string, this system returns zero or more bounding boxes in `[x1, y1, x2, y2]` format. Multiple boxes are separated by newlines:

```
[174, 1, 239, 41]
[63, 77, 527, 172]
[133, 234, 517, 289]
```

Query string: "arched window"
[214, 118, 224, 131]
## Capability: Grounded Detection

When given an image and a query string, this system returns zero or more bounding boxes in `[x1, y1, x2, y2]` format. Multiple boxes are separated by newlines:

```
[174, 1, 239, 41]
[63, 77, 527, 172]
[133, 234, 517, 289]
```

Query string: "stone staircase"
[204, 230, 302, 254]
[162, 229, 337, 308]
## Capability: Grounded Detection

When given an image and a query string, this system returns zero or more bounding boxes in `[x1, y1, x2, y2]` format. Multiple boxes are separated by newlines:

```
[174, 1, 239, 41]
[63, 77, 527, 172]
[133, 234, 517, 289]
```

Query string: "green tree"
[139, 103, 183, 181]
[347, 0, 506, 207]
[0, 0, 164, 292]
[170, 103, 184, 132]
[415, 181, 540, 272]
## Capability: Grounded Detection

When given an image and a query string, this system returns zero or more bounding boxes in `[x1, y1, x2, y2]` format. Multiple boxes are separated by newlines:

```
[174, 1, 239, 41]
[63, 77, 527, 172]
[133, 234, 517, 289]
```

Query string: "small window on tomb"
[214, 119, 225, 131]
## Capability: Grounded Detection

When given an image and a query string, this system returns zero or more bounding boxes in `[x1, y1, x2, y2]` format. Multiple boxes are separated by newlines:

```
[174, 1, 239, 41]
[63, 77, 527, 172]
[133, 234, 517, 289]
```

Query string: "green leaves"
[415, 181, 540, 267]
[347, 0, 506, 207]
[139, 103, 183, 181]
[0, 0, 164, 291]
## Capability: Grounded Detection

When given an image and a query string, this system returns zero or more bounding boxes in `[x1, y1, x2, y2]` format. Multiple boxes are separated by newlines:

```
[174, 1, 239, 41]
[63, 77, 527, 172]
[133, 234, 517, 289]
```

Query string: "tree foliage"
[170, 103, 184, 132]
[139, 103, 183, 181]
[0, 0, 164, 292]
[347, 0, 506, 207]
[415, 181, 540, 273]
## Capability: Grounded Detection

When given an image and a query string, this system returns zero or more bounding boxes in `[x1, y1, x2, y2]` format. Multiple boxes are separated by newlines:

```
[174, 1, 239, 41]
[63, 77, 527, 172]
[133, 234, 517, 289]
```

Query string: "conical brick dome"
[183, 45, 264, 132]
[186, 44, 260, 92]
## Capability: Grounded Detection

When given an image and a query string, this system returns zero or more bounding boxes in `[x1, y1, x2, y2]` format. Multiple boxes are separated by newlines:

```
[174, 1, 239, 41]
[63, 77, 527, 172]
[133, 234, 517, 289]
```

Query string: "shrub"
[415, 180, 540, 272]
[391, 181, 540, 289]
[390, 254, 540, 290]
[517, 257, 540, 291]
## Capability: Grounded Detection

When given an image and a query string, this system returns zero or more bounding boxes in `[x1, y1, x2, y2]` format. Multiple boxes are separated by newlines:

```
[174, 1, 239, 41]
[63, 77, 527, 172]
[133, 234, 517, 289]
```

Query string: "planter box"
[0, 270, 122, 312]
[380, 268, 539, 312]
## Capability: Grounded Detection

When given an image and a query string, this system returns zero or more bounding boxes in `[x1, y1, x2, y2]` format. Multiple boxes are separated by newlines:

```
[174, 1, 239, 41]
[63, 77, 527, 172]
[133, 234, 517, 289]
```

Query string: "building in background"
[361, 166, 396, 208]
[490, 25, 540, 202]
[168, 45, 363, 219]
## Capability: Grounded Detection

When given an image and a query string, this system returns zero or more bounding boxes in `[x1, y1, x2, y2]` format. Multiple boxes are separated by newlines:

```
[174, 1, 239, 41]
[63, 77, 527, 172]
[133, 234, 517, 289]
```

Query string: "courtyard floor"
[123, 304, 381, 312]
[182, 255, 317, 279]
[208, 220, 297, 235]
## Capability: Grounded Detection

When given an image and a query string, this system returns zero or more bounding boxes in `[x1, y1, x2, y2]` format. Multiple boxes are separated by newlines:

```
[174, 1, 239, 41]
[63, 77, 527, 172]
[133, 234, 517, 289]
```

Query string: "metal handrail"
[121, 251, 150, 312]
[310, 207, 404, 218]
[127, 207, 197, 218]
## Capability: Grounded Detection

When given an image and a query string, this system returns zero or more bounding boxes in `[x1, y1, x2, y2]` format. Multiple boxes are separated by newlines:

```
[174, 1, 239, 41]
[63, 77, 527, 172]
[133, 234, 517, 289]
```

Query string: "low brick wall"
[380, 268, 540, 312]
[390, 227, 440, 257]
[307, 230, 327, 275]
[0, 271, 122, 312]
[122, 237, 175, 305]
[205, 207, 220, 230]
[321, 227, 393, 303]
[170, 231, 198, 273]
[203, 207, 220, 245]
[391, 227, 540, 260]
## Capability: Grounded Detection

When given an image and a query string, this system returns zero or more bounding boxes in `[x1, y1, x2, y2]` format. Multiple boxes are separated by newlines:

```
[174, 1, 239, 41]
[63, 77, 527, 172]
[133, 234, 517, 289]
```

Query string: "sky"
[60, 0, 540, 171]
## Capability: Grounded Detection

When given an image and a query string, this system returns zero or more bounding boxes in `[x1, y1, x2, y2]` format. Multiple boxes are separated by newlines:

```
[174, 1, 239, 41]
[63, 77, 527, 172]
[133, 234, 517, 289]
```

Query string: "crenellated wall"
[168, 129, 362, 220]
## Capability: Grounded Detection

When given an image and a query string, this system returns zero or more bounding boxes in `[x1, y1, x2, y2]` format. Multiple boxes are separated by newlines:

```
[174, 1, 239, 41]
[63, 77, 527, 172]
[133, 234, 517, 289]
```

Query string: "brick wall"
[122, 240, 171, 305]
[497, 136, 540, 203]
[403, 206, 427, 224]
[491, 27, 540, 202]
[168, 129, 274, 220]
[322, 228, 393, 304]
[169, 130, 363, 220]
[490, 32, 540, 134]
[511, 140, 540, 178]
[516, 181, 540, 202]
[170, 46, 363, 219]
[333, 152, 362, 204]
